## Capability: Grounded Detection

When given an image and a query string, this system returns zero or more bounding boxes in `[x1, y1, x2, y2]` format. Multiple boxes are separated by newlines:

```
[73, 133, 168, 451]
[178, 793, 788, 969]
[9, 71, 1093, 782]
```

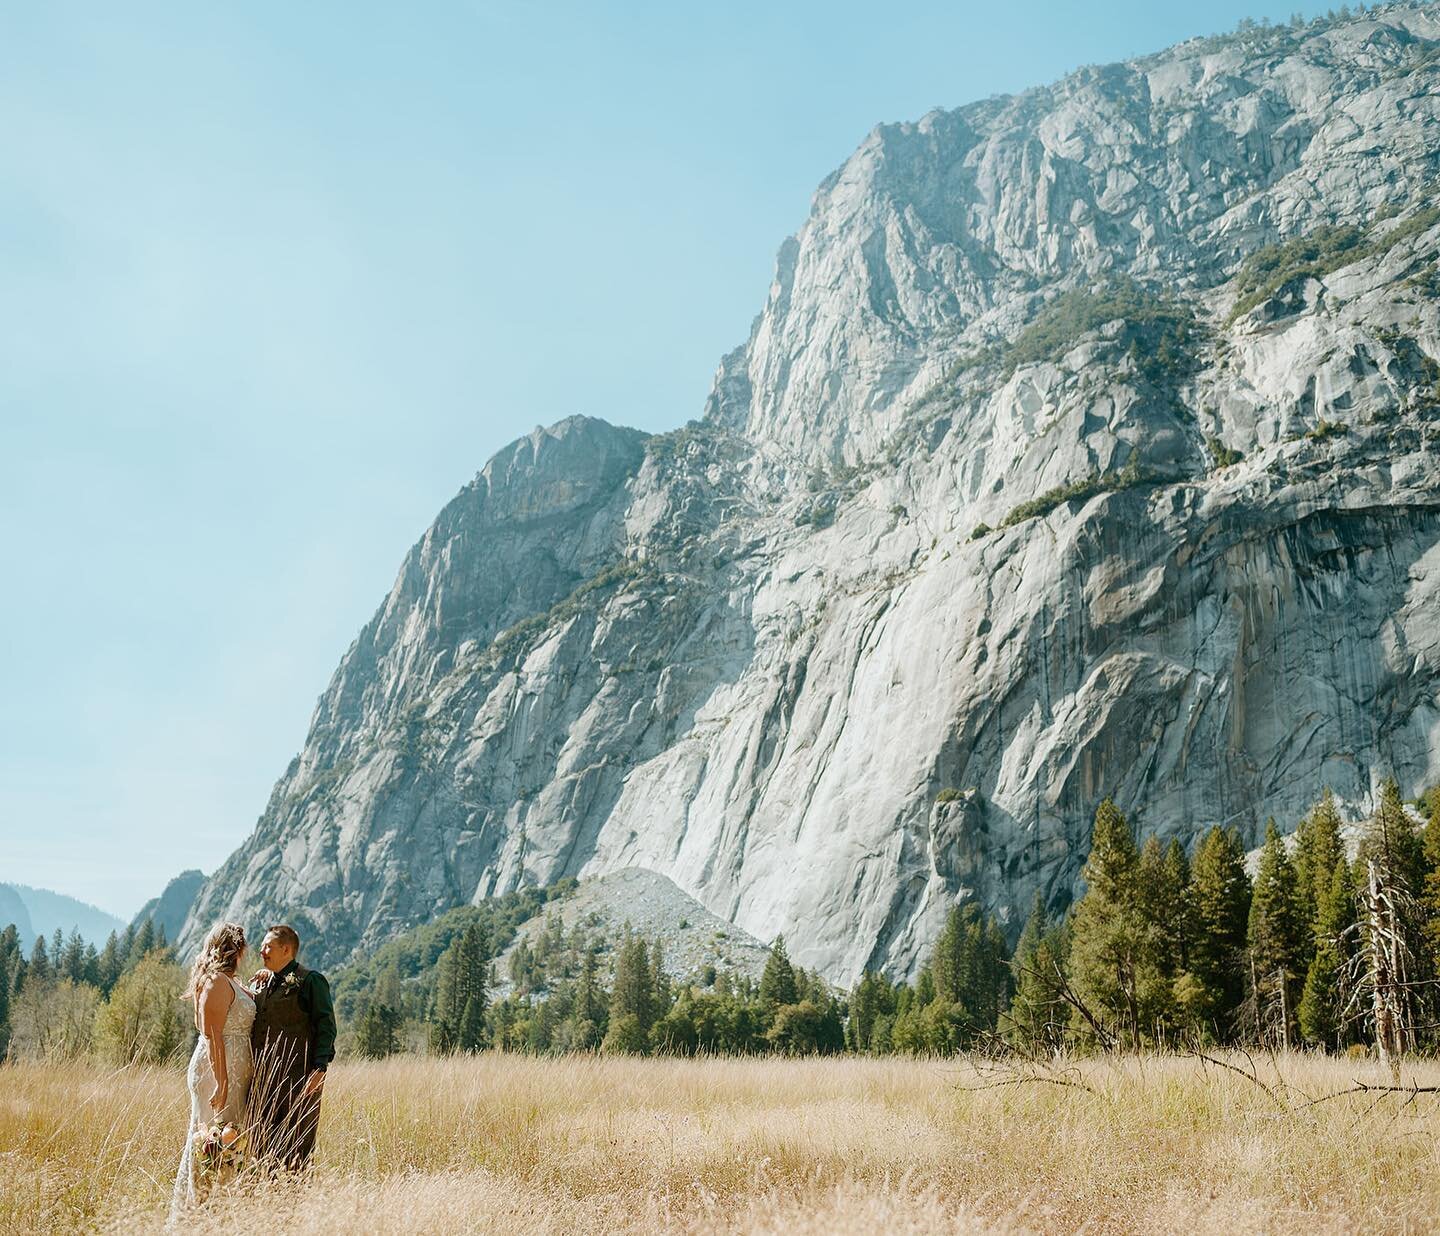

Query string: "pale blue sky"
[1, 2, 1333, 919]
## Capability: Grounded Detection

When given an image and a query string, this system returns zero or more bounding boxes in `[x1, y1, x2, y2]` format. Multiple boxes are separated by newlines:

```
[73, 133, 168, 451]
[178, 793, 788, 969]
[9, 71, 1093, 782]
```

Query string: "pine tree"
[428, 935, 468, 1054]
[356, 1000, 401, 1058]
[982, 913, 1011, 1031]
[1360, 778, 1427, 895]
[1186, 826, 1251, 1040]
[97, 931, 123, 996]
[1067, 798, 1156, 1048]
[573, 945, 605, 1048]
[130, 918, 157, 965]
[61, 930, 86, 984]
[1298, 857, 1357, 1048]
[914, 967, 935, 1007]
[81, 942, 101, 988]
[953, 908, 1007, 1031]
[1422, 786, 1440, 966]
[1126, 836, 1180, 1042]
[1418, 782, 1440, 823]
[458, 995, 486, 1053]
[0, 949, 10, 1062]
[28, 933, 51, 985]
[372, 960, 404, 1021]
[0, 924, 18, 998]
[931, 905, 967, 1006]
[1006, 892, 1070, 1052]
[1133, 836, 1187, 1040]
[464, 925, 489, 1036]
[1247, 820, 1306, 1046]
[439, 925, 490, 1052]
[1294, 790, 1345, 940]
[759, 936, 799, 1010]
[792, 965, 816, 1005]
[609, 932, 657, 1032]
[848, 971, 894, 1053]
[930, 902, 1009, 1039]
[649, 940, 672, 1021]
[1163, 838, 1194, 973]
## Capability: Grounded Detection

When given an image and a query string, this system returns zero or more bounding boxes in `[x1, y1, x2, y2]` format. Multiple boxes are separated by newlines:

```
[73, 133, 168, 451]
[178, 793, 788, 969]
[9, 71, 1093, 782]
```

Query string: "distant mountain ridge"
[0, 885, 33, 946]
[130, 870, 205, 945]
[183, 5, 1440, 983]
[0, 884, 125, 949]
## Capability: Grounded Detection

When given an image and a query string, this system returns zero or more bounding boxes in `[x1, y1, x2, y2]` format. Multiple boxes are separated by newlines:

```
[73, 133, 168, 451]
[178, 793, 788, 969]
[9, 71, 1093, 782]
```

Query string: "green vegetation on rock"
[1000, 457, 1153, 529]
[1206, 436, 1243, 468]
[1306, 418, 1347, 443]
[1001, 279, 1201, 385]
[482, 560, 643, 670]
[1229, 223, 1365, 322]
[906, 279, 1201, 418]
[1229, 202, 1440, 322]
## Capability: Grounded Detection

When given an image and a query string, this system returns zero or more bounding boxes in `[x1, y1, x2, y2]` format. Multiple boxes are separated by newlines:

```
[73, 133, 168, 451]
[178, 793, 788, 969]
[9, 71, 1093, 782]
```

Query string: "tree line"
[1008, 781, 1440, 1060]
[342, 778, 1439, 1062]
[342, 895, 1010, 1060]
[6, 778, 1437, 1066]
[0, 917, 189, 1063]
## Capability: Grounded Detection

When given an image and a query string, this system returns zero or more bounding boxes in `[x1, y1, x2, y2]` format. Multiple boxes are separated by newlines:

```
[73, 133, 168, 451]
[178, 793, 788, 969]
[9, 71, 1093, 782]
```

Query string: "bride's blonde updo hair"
[183, 921, 247, 1001]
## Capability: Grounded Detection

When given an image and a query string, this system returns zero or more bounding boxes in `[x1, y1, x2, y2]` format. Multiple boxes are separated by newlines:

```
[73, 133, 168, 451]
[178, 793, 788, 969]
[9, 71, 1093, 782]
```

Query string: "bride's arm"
[197, 977, 236, 1112]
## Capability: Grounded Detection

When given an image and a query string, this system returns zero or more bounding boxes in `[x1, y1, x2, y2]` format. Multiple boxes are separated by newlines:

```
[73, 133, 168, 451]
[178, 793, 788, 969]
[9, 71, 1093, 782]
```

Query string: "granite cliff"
[131, 870, 205, 944]
[184, 6, 1440, 982]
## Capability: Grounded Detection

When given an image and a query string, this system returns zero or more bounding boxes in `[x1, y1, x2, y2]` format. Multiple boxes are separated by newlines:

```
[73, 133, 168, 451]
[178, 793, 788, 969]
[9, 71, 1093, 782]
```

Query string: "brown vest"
[251, 964, 316, 1076]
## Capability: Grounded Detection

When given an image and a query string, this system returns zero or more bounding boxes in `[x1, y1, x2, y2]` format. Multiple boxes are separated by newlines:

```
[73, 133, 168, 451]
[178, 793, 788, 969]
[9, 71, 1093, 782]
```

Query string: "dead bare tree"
[1304, 830, 1440, 1080]
[1366, 859, 1405, 1081]
[1233, 959, 1294, 1052]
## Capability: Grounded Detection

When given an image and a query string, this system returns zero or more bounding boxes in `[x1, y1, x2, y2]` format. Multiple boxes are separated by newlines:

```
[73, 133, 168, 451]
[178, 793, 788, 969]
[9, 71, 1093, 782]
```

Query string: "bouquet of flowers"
[191, 1121, 247, 1197]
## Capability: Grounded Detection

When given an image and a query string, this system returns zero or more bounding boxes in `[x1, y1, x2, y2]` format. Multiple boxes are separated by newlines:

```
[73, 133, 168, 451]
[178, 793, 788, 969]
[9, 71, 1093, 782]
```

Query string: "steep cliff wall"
[184, 8, 1440, 982]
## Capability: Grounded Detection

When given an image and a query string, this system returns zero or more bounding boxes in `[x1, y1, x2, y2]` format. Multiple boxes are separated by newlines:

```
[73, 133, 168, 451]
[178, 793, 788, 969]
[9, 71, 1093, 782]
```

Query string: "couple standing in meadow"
[170, 922, 337, 1215]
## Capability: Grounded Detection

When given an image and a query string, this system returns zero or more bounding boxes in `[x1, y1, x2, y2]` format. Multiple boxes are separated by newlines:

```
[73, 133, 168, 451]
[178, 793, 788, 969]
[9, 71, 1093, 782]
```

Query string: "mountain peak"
[182, 6, 1440, 982]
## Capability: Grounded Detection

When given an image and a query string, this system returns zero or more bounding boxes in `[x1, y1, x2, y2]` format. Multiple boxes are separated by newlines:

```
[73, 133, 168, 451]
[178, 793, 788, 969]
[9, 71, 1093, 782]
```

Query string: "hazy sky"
[1, 2, 1335, 919]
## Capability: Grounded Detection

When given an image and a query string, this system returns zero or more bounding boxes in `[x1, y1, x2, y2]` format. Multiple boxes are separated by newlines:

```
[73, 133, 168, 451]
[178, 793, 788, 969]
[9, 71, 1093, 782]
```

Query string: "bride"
[170, 922, 255, 1214]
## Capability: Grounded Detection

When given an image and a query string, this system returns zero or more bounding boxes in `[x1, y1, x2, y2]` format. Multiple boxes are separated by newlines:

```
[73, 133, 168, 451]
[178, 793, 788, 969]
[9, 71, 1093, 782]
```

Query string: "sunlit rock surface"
[184, 9, 1440, 982]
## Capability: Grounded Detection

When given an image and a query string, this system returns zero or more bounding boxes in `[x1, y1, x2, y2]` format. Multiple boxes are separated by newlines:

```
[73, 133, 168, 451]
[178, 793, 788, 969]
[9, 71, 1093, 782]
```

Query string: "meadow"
[3, 1052, 1439, 1234]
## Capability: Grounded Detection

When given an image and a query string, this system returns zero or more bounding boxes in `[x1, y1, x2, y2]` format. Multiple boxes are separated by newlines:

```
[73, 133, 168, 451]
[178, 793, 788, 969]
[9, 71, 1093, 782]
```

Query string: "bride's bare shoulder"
[198, 973, 236, 1015]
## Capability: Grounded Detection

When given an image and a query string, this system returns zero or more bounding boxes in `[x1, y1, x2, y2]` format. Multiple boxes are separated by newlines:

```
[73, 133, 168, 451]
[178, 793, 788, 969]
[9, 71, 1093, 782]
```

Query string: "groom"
[249, 924, 336, 1170]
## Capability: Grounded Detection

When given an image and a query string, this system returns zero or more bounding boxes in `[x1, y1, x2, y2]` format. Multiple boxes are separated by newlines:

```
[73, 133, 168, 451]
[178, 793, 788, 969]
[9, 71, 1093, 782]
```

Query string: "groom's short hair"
[268, 924, 301, 954]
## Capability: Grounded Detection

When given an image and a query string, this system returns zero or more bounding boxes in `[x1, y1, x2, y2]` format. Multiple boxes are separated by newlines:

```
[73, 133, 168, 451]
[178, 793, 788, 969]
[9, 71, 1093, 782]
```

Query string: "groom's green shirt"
[271, 959, 338, 1071]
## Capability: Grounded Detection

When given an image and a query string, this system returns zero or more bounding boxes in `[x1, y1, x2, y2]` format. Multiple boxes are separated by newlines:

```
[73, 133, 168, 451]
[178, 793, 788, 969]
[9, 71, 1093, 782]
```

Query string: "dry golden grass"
[2, 1051, 1439, 1234]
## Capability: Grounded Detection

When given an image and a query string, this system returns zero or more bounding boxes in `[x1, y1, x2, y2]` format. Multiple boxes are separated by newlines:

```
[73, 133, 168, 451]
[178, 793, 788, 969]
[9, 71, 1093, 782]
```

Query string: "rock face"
[131, 870, 206, 944]
[184, 8, 1440, 984]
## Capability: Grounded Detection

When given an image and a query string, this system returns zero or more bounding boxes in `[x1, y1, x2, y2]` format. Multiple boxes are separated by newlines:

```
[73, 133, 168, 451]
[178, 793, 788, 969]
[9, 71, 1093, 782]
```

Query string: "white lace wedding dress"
[170, 974, 255, 1214]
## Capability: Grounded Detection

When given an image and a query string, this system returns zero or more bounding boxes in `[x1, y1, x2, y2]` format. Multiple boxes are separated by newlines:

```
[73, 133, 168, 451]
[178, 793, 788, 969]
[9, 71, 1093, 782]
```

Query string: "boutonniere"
[281, 972, 302, 993]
